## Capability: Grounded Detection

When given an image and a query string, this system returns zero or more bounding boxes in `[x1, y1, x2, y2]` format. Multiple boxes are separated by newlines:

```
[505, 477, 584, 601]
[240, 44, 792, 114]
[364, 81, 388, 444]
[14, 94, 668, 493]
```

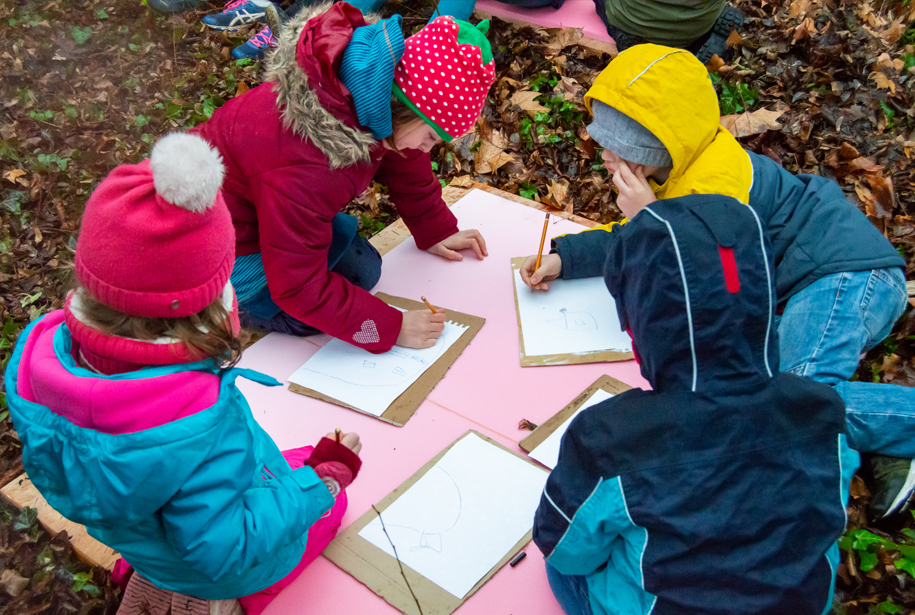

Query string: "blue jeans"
[546, 562, 593, 615]
[239, 232, 382, 337]
[778, 267, 911, 456]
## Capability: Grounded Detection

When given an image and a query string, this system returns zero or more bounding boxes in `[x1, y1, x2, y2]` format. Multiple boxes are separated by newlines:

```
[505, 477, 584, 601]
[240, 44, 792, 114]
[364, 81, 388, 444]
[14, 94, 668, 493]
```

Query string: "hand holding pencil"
[520, 253, 562, 291]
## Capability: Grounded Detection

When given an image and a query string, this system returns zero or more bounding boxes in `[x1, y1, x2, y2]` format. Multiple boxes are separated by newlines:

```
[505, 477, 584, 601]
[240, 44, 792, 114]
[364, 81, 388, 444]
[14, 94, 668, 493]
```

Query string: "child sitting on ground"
[4, 134, 362, 615]
[592, 0, 744, 63]
[533, 191, 858, 614]
[192, 4, 495, 353]
[521, 43, 913, 520]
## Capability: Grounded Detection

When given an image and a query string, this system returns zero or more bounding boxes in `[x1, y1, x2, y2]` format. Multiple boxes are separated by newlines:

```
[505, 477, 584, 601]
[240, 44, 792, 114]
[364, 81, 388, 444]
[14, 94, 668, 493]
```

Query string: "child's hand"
[324, 431, 362, 456]
[520, 253, 562, 291]
[396, 310, 446, 348]
[427, 229, 488, 261]
[613, 162, 656, 219]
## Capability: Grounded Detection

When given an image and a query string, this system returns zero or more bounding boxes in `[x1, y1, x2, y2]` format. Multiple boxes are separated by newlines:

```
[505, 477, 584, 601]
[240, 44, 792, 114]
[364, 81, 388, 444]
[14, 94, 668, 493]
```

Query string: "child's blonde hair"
[74, 286, 247, 368]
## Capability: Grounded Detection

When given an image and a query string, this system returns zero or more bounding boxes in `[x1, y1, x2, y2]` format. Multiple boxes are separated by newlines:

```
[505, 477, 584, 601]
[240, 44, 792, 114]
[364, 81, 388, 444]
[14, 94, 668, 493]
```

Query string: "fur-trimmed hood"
[263, 2, 379, 168]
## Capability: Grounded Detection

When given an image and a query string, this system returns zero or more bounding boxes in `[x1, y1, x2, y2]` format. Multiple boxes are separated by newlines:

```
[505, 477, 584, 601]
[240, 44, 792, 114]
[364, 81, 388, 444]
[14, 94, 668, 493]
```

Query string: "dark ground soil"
[1, 0, 914, 611]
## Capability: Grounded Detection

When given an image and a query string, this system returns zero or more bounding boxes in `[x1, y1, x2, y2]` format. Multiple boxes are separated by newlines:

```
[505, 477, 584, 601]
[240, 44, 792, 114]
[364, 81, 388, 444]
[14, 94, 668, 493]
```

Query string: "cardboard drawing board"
[325, 430, 548, 615]
[511, 257, 633, 367]
[520, 375, 633, 455]
[288, 293, 485, 427]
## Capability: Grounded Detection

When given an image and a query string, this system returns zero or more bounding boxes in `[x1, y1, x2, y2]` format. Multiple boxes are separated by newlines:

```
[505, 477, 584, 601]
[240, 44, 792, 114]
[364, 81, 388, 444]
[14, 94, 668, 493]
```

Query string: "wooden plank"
[368, 182, 597, 257]
[1, 473, 120, 570]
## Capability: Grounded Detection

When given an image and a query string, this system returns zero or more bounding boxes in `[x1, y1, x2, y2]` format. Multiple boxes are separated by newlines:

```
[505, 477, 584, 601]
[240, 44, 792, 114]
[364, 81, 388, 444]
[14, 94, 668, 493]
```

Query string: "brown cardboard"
[288, 293, 485, 427]
[519, 375, 633, 453]
[510, 256, 634, 367]
[324, 430, 548, 615]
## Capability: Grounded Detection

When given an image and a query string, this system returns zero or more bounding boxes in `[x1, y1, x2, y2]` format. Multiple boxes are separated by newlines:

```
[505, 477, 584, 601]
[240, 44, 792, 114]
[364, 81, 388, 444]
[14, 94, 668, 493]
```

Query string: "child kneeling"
[5, 134, 361, 615]
[533, 193, 857, 614]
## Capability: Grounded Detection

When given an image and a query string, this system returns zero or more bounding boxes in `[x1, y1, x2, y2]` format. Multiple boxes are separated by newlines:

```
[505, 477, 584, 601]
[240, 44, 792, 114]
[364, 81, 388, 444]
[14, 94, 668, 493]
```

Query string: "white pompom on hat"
[74, 133, 236, 319]
[150, 132, 225, 213]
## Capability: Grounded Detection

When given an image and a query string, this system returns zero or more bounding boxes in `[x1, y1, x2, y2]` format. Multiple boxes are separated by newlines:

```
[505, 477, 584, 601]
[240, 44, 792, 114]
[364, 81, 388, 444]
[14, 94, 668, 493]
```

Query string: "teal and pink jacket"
[5, 309, 340, 599]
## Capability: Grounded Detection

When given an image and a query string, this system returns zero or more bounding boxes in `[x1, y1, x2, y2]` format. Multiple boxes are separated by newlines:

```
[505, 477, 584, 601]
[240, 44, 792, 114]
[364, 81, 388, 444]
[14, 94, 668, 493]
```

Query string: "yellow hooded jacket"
[584, 45, 753, 234]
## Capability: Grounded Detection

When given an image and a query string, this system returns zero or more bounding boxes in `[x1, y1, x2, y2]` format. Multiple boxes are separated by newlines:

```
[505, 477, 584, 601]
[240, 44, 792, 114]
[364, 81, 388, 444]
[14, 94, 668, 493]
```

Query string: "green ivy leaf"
[878, 601, 902, 614]
[859, 550, 878, 572]
[895, 557, 915, 578]
[71, 25, 93, 45]
[95, 9, 109, 19]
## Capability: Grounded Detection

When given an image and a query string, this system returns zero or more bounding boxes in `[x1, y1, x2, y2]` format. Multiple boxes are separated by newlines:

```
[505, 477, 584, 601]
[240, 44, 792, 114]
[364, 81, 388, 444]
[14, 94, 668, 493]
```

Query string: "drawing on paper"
[546, 308, 598, 331]
[376, 467, 463, 553]
[299, 331, 450, 388]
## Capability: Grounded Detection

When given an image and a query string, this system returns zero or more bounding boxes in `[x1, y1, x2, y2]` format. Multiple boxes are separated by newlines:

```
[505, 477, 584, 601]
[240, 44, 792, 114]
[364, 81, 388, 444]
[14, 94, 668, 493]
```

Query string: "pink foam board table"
[475, 0, 613, 45]
[239, 189, 648, 615]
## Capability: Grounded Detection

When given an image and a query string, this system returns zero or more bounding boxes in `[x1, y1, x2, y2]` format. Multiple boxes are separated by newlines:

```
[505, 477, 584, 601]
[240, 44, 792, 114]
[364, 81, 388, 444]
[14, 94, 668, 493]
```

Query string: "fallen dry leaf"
[3, 168, 27, 185]
[720, 107, 785, 138]
[510, 90, 548, 115]
[449, 175, 474, 188]
[545, 27, 583, 54]
[474, 125, 514, 174]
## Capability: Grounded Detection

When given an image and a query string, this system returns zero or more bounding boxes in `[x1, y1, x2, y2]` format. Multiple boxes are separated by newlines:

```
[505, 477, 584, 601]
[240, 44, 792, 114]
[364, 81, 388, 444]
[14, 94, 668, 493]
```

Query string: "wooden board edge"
[1, 473, 120, 570]
[519, 375, 632, 453]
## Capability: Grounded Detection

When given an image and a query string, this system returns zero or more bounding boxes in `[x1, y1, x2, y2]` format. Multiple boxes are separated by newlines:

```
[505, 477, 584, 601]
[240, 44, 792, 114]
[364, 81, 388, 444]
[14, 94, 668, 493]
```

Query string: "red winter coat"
[193, 3, 458, 352]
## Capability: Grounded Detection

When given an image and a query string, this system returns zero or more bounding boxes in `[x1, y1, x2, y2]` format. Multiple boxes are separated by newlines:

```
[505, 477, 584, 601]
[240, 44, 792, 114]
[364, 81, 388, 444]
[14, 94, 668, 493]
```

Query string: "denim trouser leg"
[545, 562, 593, 615]
[777, 267, 912, 455]
[241, 233, 382, 337]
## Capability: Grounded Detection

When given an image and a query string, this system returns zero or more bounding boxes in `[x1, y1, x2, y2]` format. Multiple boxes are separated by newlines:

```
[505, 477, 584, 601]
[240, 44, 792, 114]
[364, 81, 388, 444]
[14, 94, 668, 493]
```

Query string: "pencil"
[421, 296, 439, 314]
[534, 212, 550, 272]
[334, 428, 342, 443]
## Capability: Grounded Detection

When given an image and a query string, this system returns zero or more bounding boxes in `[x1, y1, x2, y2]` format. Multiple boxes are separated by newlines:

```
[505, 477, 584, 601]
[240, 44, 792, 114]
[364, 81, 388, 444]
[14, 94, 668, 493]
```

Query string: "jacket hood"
[265, 1, 379, 168]
[605, 194, 778, 393]
[584, 44, 753, 203]
[5, 312, 272, 527]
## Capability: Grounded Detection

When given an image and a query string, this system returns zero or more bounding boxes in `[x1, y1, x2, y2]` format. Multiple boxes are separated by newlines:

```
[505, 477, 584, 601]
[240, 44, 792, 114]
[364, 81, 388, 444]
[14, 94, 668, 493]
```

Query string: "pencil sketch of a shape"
[546, 308, 598, 331]
[300, 333, 449, 388]
[287, 318, 470, 417]
[372, 467, 462, 554]
[358, 433, 548, 599]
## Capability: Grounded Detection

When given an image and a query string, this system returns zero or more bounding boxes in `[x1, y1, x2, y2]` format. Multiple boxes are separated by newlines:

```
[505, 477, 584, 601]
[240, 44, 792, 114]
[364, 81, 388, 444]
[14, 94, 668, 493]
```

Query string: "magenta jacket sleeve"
[251, 168, 403, 352]
[375, 148, 459, 250]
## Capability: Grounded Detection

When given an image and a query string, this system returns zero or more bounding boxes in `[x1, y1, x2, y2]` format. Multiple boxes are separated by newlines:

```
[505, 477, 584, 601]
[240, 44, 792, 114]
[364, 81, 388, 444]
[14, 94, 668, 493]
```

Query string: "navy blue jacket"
[533, 194, 858, 615]
[553, 151, 904, 304]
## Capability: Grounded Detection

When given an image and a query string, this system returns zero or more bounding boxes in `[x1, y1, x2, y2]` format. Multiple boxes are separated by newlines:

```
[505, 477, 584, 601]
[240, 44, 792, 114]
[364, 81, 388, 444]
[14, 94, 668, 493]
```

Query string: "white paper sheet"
[513, 269, 632, 357]
[287, 317, 469, 417]
[529, 389, 615, 470]
[358, 433, 548, 599]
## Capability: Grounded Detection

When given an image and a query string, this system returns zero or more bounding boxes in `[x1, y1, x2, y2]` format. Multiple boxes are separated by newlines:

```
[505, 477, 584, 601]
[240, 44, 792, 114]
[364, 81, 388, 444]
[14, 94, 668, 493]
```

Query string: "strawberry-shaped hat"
[393, 17, 495, 142]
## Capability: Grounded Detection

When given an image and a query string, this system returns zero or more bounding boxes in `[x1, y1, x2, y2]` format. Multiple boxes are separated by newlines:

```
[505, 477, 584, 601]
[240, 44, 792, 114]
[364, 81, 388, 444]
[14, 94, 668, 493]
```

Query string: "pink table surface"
[238, 189, 649, 615]
[475, 0, 613, 44]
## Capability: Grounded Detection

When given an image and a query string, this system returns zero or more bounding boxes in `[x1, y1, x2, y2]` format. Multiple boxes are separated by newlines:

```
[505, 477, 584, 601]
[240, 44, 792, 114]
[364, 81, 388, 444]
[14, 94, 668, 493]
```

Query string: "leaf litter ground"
[1, 0, 914, 612]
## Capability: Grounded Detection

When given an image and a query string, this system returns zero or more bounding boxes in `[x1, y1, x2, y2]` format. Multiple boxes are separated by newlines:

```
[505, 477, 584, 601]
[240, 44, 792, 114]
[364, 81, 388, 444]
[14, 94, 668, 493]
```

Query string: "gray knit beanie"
[587, 100, 673, 168]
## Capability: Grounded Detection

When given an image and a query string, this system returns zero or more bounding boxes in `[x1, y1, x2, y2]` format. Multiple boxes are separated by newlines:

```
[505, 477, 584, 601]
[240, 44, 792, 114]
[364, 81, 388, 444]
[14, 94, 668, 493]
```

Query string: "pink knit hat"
[74, 133, 235, 319]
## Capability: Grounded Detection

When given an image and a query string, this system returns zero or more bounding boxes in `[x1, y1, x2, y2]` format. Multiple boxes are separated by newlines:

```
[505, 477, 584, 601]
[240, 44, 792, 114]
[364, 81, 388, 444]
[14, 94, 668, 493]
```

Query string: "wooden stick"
[534, 212, 550, 272]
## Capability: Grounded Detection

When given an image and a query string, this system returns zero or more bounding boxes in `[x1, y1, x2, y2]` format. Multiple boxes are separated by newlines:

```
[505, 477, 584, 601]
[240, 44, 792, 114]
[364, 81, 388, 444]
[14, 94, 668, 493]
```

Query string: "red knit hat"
[393, 16, 496, 141]
[74, 133, 235, 319]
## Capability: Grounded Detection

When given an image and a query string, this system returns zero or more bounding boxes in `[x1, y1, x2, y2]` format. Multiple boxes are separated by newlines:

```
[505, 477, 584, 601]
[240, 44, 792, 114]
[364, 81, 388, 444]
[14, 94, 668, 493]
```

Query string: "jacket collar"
[265, 1, 379, 169]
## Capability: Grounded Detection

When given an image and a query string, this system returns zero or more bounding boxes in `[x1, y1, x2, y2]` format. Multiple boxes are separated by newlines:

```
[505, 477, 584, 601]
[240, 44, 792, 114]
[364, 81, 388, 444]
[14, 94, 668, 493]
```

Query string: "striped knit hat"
[339, 15, 405, 140]
[393, 17, 495, 142]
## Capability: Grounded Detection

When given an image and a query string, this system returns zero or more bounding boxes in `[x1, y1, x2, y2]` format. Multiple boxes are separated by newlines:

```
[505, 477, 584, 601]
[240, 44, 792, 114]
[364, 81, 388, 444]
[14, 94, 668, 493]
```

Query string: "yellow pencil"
[421, 296, 439, 314]
[534, 212, 550, 272]
[334, 428, 342, 443]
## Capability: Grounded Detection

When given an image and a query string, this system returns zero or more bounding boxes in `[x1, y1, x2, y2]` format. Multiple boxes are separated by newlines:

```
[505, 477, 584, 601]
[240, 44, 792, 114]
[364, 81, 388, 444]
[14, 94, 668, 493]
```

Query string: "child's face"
[601, 148, 665, 181]
[388, 118, 441, 153]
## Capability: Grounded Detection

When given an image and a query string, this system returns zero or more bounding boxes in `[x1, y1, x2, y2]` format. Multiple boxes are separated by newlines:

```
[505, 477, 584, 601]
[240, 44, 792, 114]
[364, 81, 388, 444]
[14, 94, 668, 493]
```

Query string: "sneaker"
[231, 26, 276, 61]
[868, 454, 915, 519]
[202, 0, 269, 31]
[147, 0, 207, 14]
[264, 2, 288, 35]
[696, 4, 744, 64]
